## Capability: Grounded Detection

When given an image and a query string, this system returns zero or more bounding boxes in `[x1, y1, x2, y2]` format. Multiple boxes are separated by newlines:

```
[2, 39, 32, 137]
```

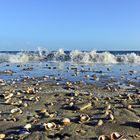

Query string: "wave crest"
[0, 49, 140, 64]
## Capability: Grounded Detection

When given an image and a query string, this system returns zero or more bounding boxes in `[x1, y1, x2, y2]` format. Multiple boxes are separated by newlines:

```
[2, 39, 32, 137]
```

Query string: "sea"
[0, 49, 140, 89]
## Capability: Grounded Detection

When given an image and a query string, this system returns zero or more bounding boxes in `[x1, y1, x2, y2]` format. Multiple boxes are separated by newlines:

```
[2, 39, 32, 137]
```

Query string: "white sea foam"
[0, 52, 39, 63]
[9, 53, 30, 63]
[37, 47, 48, 57]
[54, 48, 65, 61]
[116, 53, 140, 64]
[0, 53, 8, 62]
[0, 49, 140, 64]
[70, 50, 117, 64]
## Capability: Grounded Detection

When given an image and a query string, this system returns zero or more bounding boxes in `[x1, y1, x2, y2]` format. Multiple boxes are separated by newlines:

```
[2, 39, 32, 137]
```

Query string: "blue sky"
[0, 0, 140, 51]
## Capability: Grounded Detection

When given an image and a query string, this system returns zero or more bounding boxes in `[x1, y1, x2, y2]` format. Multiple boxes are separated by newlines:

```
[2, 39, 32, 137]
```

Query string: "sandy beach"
[0, 77, 140, 140]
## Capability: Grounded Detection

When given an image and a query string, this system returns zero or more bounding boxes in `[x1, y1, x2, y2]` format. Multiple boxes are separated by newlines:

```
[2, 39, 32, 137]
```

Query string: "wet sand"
[0, 78, 140, 140]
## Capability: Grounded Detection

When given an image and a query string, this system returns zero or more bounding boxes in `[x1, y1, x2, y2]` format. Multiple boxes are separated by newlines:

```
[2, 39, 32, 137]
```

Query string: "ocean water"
[0, 49, 140, 88]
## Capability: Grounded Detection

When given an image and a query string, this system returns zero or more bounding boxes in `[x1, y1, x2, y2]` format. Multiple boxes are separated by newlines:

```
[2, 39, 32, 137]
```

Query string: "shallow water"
[0, 50, 140, 88]
[0, 61, 140, 89]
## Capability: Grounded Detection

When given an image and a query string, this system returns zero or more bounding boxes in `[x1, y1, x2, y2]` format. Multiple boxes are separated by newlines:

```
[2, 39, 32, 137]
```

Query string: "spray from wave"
[70, 50, 117, 64]
[0, 48, 140, 64]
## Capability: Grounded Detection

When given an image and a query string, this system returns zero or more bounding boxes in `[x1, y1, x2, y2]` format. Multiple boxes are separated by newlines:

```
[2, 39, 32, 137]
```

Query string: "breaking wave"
[0, 52, 40, 63]
[0, 49, 140, 64]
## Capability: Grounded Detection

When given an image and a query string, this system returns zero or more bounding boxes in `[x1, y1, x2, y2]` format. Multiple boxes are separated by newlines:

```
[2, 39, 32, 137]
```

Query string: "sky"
[0, 0, 140, 51]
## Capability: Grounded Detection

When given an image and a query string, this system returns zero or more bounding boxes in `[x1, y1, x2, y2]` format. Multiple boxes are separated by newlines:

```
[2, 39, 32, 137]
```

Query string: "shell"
[69, 102, 74, 107]
[4, 93, 14, 99]
[11, 108, 23, 114]
[26, 87, 35, 94]
[40, 108, 47, 113]
[107, 97, 111, 100]
[18, 100, 23, 104]
[107, 113, 114, 121]
[11, 100, 23, 106]
[66, 81, 71, 86]
[28, 96, 34, 101]
[106, 104, 111, 110]
[24, 124, 32, 131]
[74, 91, 80, 96]
[85, 74, 90, 78]
[11, 117, 17, 122]
[35, 96, 40, 102]
[49, 113, 55, 118]
[43, 122, 57, 130]
[62, 118, 71, 125]
[94, 97, 99, 101]
[93, 74, 97, 79]
[23, 102, 28, 107]
[0, 134, 6, 139]
[97, 119, 104, 126]
[111, 132, 121, 140]
[127, 105, 132, 109]
[6, 115, 17, 121]
[43, 111, 49, 117]
[127, 94, 133, 101]
[105, 110, 112, 115]
[5, 98, 12, 104]
[98, 135, 109, 140]
[105, 101, 109, 105]
[17, 92, 21, 95]
[109, 114, 114, 121]
[80, 114, 90, 123]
